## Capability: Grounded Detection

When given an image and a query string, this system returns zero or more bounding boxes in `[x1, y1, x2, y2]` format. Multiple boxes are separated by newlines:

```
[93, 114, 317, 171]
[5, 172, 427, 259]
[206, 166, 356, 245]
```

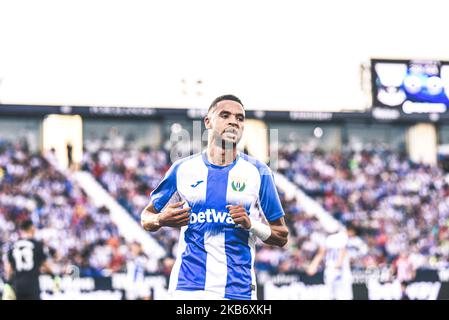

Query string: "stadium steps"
[273, 172, 341, 233]
[73, 171, 166, 260]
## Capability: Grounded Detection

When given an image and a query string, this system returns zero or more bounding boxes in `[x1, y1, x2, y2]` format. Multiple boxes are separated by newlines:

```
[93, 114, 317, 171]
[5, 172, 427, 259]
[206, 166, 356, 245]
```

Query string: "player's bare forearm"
[41, 260, 54, 275]
[263, 217, 289, 247]
[140, 203, 163, 232]
[306, 246, 325, 275]
[5, 261, 13, 281]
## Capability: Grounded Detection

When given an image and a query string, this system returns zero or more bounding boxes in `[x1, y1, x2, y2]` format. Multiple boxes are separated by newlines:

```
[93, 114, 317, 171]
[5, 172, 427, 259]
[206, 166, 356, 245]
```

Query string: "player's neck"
[206, 144, 237, 166]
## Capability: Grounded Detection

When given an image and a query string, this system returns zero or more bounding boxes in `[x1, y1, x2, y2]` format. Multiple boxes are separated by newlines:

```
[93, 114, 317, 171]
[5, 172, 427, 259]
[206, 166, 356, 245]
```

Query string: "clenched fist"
[226, 204, 251, 229]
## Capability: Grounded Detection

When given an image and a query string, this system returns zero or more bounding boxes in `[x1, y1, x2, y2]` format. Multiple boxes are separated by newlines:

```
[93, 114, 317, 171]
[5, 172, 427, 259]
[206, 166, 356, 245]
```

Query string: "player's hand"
[226, 204, 251, 229]
[159, 200, 191, 228]
[306, 265, 317, 276]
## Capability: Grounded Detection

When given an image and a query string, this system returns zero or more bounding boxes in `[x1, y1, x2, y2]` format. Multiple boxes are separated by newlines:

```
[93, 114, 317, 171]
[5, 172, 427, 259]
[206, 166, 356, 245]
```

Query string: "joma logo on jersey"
[231, 178, 246, 192]
[189, 209, 235, 224]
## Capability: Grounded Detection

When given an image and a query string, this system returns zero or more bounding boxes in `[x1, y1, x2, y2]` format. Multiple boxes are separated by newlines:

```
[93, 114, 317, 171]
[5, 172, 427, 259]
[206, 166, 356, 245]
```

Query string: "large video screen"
[371, 59, 449, 113]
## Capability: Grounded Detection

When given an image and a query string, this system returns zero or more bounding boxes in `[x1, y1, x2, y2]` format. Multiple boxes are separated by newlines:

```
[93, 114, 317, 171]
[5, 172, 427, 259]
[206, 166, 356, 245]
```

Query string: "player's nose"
[228, 117, 239, 127]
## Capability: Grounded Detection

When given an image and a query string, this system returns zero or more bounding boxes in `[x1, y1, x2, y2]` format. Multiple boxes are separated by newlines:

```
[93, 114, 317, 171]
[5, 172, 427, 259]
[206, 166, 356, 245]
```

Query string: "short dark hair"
[20, 219, 34, 231]
[345, 221, 359, 235]
[208, 94, 244, 113]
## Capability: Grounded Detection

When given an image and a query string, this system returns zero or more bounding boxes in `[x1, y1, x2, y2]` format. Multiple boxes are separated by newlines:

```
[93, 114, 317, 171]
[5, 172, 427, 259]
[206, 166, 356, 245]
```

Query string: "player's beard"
[214, 135, 236, 149]
[216, 133, 239, 149]
[221, 139, 236, 151]
[210, 131, 239, 164]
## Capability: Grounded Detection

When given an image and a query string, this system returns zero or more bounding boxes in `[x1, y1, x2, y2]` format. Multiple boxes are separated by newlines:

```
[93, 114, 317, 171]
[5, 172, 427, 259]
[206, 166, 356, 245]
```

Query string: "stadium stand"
[277, 143, 449, 271]
[3, 135, 449, 299]
[80, 141, 449, 276]
[0, 139, 160, 287]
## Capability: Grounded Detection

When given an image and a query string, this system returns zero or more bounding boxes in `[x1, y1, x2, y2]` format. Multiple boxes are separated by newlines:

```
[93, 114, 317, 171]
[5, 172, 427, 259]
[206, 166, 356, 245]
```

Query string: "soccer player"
[140, 94, 289, 300]
[3, 220, 53, 300]
[306, 227, 353, 300]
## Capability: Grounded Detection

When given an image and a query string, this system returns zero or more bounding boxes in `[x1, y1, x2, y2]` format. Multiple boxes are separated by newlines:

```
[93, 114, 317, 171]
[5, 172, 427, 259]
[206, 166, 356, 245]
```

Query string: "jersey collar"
[201, 150, 240, 170]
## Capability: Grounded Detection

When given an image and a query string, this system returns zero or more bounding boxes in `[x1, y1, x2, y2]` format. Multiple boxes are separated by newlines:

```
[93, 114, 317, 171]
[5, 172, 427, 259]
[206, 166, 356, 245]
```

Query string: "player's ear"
[204, 116, 211, 129]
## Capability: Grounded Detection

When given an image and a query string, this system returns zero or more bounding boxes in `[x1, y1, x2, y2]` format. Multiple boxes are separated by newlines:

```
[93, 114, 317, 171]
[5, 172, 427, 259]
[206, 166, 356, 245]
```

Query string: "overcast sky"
[0, 0, 448, 111]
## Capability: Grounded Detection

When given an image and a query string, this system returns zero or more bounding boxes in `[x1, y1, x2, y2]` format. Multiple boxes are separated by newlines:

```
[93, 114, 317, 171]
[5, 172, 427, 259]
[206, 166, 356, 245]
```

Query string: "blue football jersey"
[150, 151, 284, 300]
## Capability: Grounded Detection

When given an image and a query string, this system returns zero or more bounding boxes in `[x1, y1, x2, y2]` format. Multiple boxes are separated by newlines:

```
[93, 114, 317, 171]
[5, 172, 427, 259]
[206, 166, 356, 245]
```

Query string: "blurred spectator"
[392, 252, 416, 284]
[0, 140, 158, 283]
[277, 143, 449, 272]
[80, 140, 449, 279]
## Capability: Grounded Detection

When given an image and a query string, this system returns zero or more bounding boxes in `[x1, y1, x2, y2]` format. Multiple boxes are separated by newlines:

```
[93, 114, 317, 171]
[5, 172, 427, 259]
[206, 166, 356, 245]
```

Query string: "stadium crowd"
[0, 139, 159, 285]
[81, 141, 449, 279]
[80, 146, 180, 258]
[3, 137, 449, 286]
[277, 143, 449, 273]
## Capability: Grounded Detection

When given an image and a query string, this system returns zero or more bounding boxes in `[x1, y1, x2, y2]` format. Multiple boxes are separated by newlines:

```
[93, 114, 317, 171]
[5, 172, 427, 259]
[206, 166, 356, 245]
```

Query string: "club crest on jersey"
[231, 178, 246, 192]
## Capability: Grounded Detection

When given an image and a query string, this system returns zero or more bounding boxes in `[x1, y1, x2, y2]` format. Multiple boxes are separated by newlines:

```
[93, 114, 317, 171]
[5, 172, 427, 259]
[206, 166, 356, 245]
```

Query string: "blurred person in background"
[346, 222, 369, 270]
[66, 142, 74, 170]
[125, 242, 151, 300]
[392, 252, 416, 286]
[306, 226, 353, 300]
[400, 280, 411, 300]
[3, 219, 53, 300]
